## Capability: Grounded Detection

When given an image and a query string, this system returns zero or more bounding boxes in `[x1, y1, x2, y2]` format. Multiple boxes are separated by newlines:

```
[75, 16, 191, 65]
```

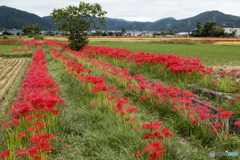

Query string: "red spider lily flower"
[234, 121, 240, 127]
[4, 122, 11, 128]
[11, 118, 20, 126]
[172, 106, 179, 111]
[167, 84, 172, 87]
[27, 126, 39, 132]
[226, 134, 232, 138]
[1, 150, 10, 158]
[200, 113, 210, 120]
[211, 128, 218, 133]
[17, 133, 26, 139]
[217, 108, 225, 112]
[135, 151, 142, 157]
[126, 118, 131, 121]
[34, 121, 46, 126]
[142, 122, 162, 131]
[190, 119, 198, 124]
[153, 132, 164, 140]
[27, 147, 39, 156]
[130, 118, 137, 122]
[221, 111, 233, 119]
[231, 100, 236, 103]
[16, 149, 27, 156]
[161, 128, 173, 138]
[119, 109, 126, 116]
[139, 96, 146, 101]
[213, 123, 223, 129]
[26, 116, 34, 121]
[126, 106, 139, 113]
[211, 80, 216, 84]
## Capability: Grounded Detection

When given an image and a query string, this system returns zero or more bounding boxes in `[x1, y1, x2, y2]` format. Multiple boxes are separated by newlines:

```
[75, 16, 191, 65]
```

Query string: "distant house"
[0, 32, 2, 35]
[8, 29, 21, 35]
[175, 32, 189, 37]
[220, 25, 240, 37]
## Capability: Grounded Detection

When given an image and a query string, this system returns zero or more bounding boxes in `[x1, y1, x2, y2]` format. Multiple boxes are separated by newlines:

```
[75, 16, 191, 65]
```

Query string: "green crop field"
[90, 42, 240, 67]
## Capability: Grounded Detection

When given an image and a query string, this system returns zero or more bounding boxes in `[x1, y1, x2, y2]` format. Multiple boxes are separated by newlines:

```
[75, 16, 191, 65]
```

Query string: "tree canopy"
[22, 24, 41, 35]
[51, 2, 107, 51]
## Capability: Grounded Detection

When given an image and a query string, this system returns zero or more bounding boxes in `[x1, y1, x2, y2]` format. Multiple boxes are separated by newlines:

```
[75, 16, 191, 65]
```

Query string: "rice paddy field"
[0, 36, 240, 160]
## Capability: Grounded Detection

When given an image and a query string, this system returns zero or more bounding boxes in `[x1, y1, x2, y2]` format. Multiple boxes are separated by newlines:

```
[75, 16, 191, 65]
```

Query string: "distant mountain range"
[1, 5, 240, 33]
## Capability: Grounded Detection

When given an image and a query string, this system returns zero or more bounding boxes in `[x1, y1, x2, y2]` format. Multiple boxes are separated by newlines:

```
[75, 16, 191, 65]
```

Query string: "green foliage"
[196, 22, 201, 30]
[108, 31, 114, 36]
[45, 31, 55, 36]
[2, 35, 9, 39]
[22, 24, 41, 35]
[28, 34, 34, 38]
[51, 2, 107, 51]
[34, 35, 44, 40]
[169, 28, 174, 35]
[95, 29, 102, 36]
[2, 31, 13, 35]
[201, 21, 216, 36]
[214, 26, 225, 37]
[152, 32, 162, 37]
[121, 27, 126, 34]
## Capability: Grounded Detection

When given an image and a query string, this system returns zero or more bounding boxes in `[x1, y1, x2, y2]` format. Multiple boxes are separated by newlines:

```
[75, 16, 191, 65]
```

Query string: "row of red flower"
[50, 48, 173, 159]
[1, 49, 65, 159]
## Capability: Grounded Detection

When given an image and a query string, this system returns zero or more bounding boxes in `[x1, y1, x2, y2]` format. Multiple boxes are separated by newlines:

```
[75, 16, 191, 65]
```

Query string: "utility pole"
[133, 24, 135, 36]
[213, 15, 216, 37]
[115, 25, 116, 37]
[167, 21, 171, 35]
[147, 23, 150, 36]
[188, 19, 191, 37]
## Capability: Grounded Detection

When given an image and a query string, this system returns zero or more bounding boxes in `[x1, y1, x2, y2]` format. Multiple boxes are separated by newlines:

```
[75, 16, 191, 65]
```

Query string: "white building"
[220, 25, 240, 37]
[175, 32, 189, 37]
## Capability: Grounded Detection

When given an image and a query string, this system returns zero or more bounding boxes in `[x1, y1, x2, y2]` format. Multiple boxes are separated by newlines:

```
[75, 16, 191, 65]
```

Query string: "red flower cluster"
[2, 49, 65, 159]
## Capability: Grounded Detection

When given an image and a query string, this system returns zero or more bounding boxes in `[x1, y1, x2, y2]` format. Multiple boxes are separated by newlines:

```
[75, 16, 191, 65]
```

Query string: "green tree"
[95, 29, 102, 36]
[196, 22, 201, 30]
[160, 31, 166, 36]
[51, 2, 107, 51]
[108, 31, 114, 36]
[22, 24, 41, 36]
[201, 21, 216, 36]
[121, 27, 126, 35]
[169, 28, 173, 35]
[46, 31, 55, 36]
[214, 27, 224, 37]
[2, 31, 13, 35]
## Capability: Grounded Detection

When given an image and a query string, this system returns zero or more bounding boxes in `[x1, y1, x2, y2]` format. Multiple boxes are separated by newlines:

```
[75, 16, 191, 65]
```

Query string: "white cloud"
[1, 0, 240, 21]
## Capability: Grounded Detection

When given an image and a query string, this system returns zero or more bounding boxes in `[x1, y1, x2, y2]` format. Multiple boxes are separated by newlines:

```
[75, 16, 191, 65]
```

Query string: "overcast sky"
[1, 0, 240, 22]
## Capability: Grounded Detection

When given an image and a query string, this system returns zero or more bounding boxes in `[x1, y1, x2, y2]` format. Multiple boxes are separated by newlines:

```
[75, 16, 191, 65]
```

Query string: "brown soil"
[0, 59, 15, 72]
[0, 59, 26, 99]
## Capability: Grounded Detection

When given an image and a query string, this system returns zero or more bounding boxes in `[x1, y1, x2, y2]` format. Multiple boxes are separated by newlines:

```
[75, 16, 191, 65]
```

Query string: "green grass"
[0, 44, 33, 57]
[45, 49, 217, 160]
[90, 42, 240, 67]
[0, 44, 25, 51]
